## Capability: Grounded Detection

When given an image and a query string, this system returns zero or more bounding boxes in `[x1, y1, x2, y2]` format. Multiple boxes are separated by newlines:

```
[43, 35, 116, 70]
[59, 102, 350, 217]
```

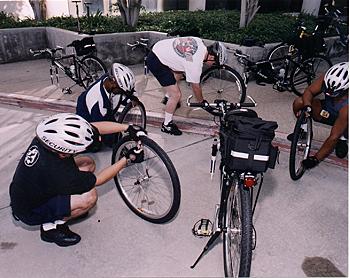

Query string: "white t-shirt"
[152, 37, 207, 84]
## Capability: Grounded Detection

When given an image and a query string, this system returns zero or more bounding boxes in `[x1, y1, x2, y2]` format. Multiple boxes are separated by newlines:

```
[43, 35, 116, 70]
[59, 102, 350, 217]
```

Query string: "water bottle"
[70, 64, 76, 78]
[278, 68, 285, 79]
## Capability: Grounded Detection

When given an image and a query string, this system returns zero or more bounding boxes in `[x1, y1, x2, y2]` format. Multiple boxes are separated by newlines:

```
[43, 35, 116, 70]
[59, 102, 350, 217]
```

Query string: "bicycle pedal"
[192, 219, 213, 237]
[62, 87, 72, 94]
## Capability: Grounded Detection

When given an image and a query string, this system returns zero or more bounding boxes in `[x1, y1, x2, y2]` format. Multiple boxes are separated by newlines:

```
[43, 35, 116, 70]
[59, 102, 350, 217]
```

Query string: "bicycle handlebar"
[186, 95, 257, 117]
[127, 38, 149, 49]
[29, 46, 64, 57]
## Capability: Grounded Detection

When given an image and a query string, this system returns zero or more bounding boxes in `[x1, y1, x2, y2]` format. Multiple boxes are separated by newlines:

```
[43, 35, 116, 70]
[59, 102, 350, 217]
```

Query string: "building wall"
[0, 0, 34, 19]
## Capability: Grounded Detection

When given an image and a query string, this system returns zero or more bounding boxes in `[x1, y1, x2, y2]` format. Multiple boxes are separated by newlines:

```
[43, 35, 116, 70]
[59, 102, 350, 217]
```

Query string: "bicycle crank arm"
[190, 230, 221, 269]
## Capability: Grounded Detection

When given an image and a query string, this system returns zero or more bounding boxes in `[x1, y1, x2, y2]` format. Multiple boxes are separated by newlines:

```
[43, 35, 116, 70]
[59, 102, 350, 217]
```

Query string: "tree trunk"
[29, 0, 47, 21]
[117, 0, 142, 27]
[240, 0, 260, 28]
[301, 0, 321, 15]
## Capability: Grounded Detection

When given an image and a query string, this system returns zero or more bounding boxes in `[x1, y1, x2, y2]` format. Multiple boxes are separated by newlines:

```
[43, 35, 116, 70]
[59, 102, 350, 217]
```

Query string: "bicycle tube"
[117, 99, 147, 129]
[111, 135, 181, 223]
[223, 179, 252, 277]
[200, 65, 246, 103]
[289, 113, 313, 180]
[290, 55, 332, 96]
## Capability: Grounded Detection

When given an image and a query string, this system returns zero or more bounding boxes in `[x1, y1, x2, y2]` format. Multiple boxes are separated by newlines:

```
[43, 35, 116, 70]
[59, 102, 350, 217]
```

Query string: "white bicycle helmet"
[324, 62, 349, 97]
[111, 63, 135, 93]
[207, 41, 228, 65]
[36, 113, 95, 154]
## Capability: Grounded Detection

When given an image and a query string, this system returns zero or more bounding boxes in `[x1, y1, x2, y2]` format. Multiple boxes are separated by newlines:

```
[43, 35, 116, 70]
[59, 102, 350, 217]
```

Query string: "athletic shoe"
[287, 130, 307, 142]
[335, 139, 348, 159]
[161, 96, 181, 109]
[161, 121, 182, 136]
[40, 224, 81, 247]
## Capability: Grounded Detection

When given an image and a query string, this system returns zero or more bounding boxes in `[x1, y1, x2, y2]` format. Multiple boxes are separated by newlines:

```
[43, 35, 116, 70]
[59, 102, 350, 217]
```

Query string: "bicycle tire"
[117, 99, 147, 129]
[289, 112, 313, 180]
[200, 65, 246, 104]
[111, 135, 181, 223]
[267, 42, 290, 70]
[79, 55, 107, 88]
[223, 180, 252, 278]
[290, 55, 332, 96]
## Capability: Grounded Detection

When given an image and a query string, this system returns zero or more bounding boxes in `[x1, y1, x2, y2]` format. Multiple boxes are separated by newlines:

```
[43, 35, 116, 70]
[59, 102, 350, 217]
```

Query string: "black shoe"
[335, 139, 348, 159]
[161, 96, 181, 109]
[161, 121, 183, 136]
[287, 130, 307, 142]
[40, 224, 81, 247]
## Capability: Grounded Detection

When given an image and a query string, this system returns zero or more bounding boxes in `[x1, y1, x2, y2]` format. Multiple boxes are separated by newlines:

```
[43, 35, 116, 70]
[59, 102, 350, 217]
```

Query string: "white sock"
[164, 112, 173, 125]
[54, 220, 66, 225]
[42, 222, 56, 231]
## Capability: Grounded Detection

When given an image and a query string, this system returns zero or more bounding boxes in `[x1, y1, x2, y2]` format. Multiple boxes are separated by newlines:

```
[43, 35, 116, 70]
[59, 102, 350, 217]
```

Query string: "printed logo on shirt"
[172, 38, 198, 60]
[24, 145, 40, 167]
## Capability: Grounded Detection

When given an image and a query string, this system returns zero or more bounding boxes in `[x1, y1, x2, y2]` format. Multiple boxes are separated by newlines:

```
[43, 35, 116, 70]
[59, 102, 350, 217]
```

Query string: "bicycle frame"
[49, 53, 88, 88]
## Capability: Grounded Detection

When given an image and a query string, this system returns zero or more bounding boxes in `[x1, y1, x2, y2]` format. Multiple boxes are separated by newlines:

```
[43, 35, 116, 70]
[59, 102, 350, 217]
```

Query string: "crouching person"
[9, 113, 144, 247]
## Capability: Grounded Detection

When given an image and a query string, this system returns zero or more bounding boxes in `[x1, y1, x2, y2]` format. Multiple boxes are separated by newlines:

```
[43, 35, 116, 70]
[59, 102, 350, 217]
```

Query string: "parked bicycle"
[268, 3, 348, 64]
[111, 132, 181, 223]
[30, 37, 107, 94]
[234, 46, 332, 96]
[289, 106, 348, 180]
[187, 96, 278, 277]
[127, 38, 246, 104]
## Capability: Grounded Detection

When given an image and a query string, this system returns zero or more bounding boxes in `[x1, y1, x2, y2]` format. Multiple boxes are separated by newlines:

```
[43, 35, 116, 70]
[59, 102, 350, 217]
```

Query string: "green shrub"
[0, 10, 328, 44]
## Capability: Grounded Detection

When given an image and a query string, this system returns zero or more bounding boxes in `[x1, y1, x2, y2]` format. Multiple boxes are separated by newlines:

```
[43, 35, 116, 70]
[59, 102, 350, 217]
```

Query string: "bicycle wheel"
[290, 55, 332, 96]
[117, 99, 147, 129]
[223, 179, 252, 278]
[289, 112, 313, 180]
[268, 43, 290, 71]
[111, 135, 181, 223]
[79, 55, 107, 88]
[200, 65, 246, 104]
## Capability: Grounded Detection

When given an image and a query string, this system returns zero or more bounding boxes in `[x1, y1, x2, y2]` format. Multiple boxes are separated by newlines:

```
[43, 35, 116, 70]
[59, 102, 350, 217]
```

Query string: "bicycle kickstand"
[190, 229, 222, 269]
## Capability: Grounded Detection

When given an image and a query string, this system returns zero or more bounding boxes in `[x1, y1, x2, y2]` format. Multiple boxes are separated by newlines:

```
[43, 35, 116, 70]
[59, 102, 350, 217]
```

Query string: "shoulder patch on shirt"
[24, 145, 40, 167]
[172, 38, 198, 59]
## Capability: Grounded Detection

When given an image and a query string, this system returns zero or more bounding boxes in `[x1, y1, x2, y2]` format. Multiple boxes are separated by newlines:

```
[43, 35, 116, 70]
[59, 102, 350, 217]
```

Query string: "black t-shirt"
[9, 137, 97, 216]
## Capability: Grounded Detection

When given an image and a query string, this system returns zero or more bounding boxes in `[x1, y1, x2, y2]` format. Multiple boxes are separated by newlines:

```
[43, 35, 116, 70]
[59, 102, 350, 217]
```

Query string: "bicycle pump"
[72, 0, 81, 33]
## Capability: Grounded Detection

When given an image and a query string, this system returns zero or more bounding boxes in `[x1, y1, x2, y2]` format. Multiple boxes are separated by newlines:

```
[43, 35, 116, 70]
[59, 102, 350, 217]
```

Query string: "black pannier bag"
[220, 115, 279, 173]
[69, 37, 96, 56]
[292, 34, 326, 58]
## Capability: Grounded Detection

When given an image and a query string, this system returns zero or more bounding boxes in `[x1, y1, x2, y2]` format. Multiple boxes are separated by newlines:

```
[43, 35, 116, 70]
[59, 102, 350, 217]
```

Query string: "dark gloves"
[125, 146, 144, 164]
[125, 125, 147, 140]
[302, 156, 319, 169]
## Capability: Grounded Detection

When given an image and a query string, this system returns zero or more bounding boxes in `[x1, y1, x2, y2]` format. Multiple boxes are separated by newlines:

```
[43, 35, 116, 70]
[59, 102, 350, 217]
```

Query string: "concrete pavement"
[0, 103, 347, 277]
[0, 57, 348, 167]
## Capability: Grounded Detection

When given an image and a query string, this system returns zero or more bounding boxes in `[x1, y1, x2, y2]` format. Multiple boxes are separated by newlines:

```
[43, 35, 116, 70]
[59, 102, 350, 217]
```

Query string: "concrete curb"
[0, 91, 347, 168]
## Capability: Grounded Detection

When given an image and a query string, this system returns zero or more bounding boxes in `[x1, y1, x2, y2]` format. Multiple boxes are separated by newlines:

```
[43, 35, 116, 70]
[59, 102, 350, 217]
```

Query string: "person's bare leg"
[164, 84, 182, 115]
[64, 188, 98, 220]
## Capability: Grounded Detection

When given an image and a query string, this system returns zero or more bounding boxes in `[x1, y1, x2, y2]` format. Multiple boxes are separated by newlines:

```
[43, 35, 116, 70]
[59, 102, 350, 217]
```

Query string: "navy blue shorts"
[146, 51, 176, 87]
[15, 195, 71, 226]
